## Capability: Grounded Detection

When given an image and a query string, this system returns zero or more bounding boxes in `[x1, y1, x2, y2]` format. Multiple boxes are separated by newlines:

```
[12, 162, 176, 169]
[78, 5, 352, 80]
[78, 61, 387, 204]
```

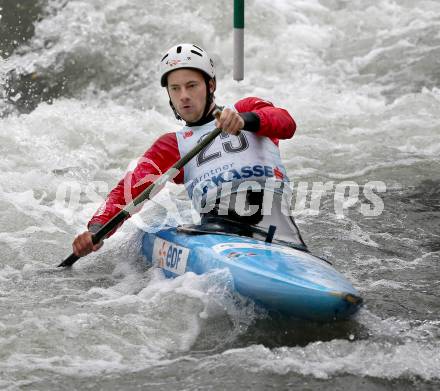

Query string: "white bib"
[175, 116, 290, 211]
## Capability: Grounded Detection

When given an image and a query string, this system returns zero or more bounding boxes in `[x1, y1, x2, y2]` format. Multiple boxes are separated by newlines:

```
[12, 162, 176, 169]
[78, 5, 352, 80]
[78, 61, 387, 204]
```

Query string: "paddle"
[58, 108, 223, 267]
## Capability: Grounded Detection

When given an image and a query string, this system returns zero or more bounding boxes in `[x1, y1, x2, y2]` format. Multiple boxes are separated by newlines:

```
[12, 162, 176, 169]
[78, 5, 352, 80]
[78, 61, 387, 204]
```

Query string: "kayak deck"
[141, 227, 362, 321]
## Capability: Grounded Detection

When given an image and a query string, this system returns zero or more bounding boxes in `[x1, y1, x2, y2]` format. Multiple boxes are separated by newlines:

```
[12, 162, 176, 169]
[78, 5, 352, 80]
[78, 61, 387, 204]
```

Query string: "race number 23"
[197, 132, 249, 166]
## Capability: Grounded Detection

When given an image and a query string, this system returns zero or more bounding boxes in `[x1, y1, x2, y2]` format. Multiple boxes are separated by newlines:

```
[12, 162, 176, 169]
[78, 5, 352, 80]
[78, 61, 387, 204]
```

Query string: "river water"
[0, 0, 439, 389]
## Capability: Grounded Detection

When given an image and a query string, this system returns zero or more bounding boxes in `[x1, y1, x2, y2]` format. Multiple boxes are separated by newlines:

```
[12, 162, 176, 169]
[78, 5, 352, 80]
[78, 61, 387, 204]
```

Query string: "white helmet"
[159, 43, 215, 87]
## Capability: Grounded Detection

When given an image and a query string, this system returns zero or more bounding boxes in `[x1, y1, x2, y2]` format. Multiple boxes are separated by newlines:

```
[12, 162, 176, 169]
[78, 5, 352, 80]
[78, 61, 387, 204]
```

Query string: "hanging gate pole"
[233, 0, 244, 81]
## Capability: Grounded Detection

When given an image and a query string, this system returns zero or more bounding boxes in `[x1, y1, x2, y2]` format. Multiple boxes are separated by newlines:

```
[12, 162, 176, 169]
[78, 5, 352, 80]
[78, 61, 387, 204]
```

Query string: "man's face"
[167, 68, 213, 123]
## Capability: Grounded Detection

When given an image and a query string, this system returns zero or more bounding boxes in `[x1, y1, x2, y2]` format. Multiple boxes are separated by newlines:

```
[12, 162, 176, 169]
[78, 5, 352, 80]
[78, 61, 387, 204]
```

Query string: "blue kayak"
[141, 227, 362, 321]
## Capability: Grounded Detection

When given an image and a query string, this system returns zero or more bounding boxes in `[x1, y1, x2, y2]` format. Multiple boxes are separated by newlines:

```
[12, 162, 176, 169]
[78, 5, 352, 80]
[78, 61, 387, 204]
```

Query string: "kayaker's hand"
[72, 231, 103, 257]
[215, 108, 244, 135]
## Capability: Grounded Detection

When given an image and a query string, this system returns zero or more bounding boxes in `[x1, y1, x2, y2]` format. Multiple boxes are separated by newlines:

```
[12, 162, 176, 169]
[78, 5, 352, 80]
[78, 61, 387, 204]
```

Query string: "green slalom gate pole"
[233, 0, 244, 81]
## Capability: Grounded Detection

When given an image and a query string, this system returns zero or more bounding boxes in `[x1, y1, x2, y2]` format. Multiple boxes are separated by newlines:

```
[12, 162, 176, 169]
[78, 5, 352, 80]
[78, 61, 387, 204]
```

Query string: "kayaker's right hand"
[72, 231, 103, 257]
[215, 107, 244, 135]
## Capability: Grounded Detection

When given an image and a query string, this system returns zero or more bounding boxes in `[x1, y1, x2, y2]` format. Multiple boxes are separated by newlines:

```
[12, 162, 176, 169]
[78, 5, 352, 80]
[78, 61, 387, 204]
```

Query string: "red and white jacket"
[88, 97, 296, 233]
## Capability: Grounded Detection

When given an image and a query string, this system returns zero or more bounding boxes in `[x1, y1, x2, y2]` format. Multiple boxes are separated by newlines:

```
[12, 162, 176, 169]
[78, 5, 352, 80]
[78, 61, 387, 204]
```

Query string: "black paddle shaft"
[58, 115, 223, 268]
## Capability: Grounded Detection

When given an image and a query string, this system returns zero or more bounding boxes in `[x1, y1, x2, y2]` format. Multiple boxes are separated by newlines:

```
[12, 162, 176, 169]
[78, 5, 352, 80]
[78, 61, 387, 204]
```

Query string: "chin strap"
[201, 77, 215, 119]
[169, 99, 182, 121]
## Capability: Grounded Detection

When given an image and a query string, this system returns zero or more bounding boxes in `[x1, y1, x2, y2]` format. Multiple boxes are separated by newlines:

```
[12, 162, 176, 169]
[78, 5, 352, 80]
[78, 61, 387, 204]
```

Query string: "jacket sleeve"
[234, 97, 296, 143]
[87, 132, 182, 235]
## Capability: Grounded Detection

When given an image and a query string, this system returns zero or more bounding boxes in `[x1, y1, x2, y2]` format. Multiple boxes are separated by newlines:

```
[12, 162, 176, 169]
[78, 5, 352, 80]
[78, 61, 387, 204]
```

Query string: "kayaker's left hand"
[215, 108, 244, 135]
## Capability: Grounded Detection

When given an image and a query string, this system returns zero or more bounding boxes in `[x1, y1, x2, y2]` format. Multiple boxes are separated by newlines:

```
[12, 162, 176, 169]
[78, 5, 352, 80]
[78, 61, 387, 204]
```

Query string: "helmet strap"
[201, 76, 216, 120]
[169, 99, 182, 121]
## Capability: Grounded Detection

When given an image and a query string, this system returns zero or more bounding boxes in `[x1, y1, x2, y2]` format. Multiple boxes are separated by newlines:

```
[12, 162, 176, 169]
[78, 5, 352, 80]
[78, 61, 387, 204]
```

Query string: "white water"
[1, 0, 439, 389]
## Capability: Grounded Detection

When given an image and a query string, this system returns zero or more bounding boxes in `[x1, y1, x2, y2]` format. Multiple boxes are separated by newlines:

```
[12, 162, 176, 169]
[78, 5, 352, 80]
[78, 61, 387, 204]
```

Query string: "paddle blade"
[58, 253, 80, 267]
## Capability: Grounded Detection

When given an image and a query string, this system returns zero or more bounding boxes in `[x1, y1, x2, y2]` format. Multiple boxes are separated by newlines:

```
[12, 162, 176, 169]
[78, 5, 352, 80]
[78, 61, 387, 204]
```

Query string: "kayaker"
[72, 43, 302, 258]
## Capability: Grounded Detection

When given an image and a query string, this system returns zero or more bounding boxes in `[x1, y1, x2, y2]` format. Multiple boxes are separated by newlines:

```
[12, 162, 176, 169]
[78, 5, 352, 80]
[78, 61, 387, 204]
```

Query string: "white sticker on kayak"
[212, 242, 301, 257]
[152, 238, 189, 275]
